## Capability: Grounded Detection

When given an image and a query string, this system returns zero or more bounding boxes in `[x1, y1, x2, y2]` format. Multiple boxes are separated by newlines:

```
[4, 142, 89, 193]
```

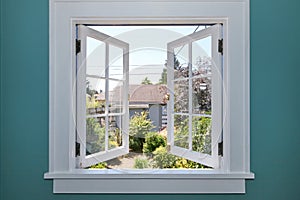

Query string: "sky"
[83, 25, 211, 92]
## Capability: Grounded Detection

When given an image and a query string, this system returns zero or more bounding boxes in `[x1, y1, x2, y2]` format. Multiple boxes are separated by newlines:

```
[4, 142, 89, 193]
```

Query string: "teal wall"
[1, 0, 300, 199]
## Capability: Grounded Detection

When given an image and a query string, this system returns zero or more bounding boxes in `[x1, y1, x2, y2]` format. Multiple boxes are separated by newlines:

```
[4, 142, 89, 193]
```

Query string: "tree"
[129, 112, 155, 152]
[86, 80, 98, 97]
[158, 68, 167, 84]
[171, 55, 212, 113]
[171, 55, 212, 156]
[141, 77, 153, 85]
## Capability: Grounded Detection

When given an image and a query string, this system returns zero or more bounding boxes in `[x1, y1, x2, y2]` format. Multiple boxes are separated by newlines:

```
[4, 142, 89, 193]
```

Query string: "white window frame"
[167, 24, 222, 169]
[44, 0, 254, 194]
[76, 25, 130, 168]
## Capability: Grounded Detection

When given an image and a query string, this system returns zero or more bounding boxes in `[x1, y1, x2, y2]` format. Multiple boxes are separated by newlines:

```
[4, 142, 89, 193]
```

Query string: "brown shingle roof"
[94, 84, 168, 105]
[130, 84, 167, 104]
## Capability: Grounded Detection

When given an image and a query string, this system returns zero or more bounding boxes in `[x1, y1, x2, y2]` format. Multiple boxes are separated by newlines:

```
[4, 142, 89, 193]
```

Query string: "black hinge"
[76, 142, 80, 156]
[218, 141, 223, 156]
[76, 39, 81, 54]
[218, 39, 223, 55]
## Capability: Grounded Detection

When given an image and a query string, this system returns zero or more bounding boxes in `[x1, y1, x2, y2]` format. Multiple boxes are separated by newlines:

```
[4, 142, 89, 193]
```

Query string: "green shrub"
[192, 117, 211, 154]
[134, 157, 149, 169]
[108, 127, 122, 149]
[143, 132, 166, 154]
[86, 118, 105, 154]
[152, 146, 176, 168]
[129, 136, 144, 152]
[129, 111, 155, 152]
[174, 158, 205, 169]
[89, 162, 107, 169]
[152, 146, 207, 169]
[173, 116, 189, 148]
[173, 116, 212, 154]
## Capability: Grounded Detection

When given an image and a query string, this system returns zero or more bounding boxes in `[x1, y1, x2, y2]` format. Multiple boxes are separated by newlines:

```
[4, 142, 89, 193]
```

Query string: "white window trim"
[44, 0, 254, 193]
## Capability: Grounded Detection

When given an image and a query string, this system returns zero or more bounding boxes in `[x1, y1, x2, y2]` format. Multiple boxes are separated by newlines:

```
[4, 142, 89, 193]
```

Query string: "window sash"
[76, 25, 129, 168]
[167, 24, 223, 168]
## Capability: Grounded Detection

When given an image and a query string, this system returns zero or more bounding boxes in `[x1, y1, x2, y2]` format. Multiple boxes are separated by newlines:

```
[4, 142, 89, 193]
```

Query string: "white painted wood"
[104, 41, 109, 152]
[211, 24, 223, 169]
[76, 25, 129, 168]
[81, 148, 128, 167]
[53, 179, 246, 193]
[77, 25, 88, 168]
[167, 24, 222, 169]
[86, 74, 123, 82]
[86, 113, 125, 118]
[45, 170, 254, 193]
[45, 170, 255, 178]
[188, 40, 193, 151]
[47, 0, 251, 193]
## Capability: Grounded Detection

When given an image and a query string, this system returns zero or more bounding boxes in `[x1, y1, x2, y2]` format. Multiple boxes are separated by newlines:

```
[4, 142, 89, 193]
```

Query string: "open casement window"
[167, 24, 223, 168]
[76, 25, 129, 168]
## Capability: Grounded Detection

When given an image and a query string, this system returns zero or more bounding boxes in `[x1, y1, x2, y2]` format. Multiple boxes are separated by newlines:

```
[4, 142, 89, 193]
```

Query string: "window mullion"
[123, 45, 130, 152]
[188, 42, 193, 151]
[105, 43, 109, 152]
[167, 46, 174, 147]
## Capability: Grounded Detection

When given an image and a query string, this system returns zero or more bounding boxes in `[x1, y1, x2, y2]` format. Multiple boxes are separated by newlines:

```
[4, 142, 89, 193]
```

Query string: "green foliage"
[143, 132, 166, 154]
[108, 127, 122, 149]
[89, 162, 107, 169]
[86, 95, 102, 109]
[86, 117, 122, 155]
[152, 146, 206, 169]
[173, 116, 211, 154]
[192, 117, 211, 154]
[174, 158, 205, 169]
[174, 116, 189, 148]
[86, 90, 104, 117]
[129, 112, 154, 138]
[129, 136, 143, 152]
[158, 68, 167, 84]
[129, 112, 155, 152]
[134, 157, 149, 169]
[86, 118, 105, 154]
[141, 77, 153, 85]
[152, 146, 176, 168]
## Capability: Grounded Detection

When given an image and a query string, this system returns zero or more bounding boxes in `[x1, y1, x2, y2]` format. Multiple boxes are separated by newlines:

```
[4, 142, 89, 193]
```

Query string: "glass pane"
[192, 116, 212, 155]
[108, 80, 124, 114]
[86, 37, 106, 77]
[109, 45, 124, 80]
[86, 117, 106, 155]
[174, 115, 189, 149]
[86, 76, 106, 115]
[192, 36, 212, 77]
[108, 115, 123, 150]
[174, 79, 189, 113]
[192, 77, 212, 114]
[174, 45, 189, 79]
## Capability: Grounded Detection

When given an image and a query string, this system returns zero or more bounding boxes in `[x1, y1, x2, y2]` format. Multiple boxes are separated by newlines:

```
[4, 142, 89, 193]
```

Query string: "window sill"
[44, 170, 254, 193]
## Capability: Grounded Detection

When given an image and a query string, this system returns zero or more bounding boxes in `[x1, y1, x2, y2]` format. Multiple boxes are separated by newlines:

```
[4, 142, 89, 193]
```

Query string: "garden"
[88, 111, 211, 169]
